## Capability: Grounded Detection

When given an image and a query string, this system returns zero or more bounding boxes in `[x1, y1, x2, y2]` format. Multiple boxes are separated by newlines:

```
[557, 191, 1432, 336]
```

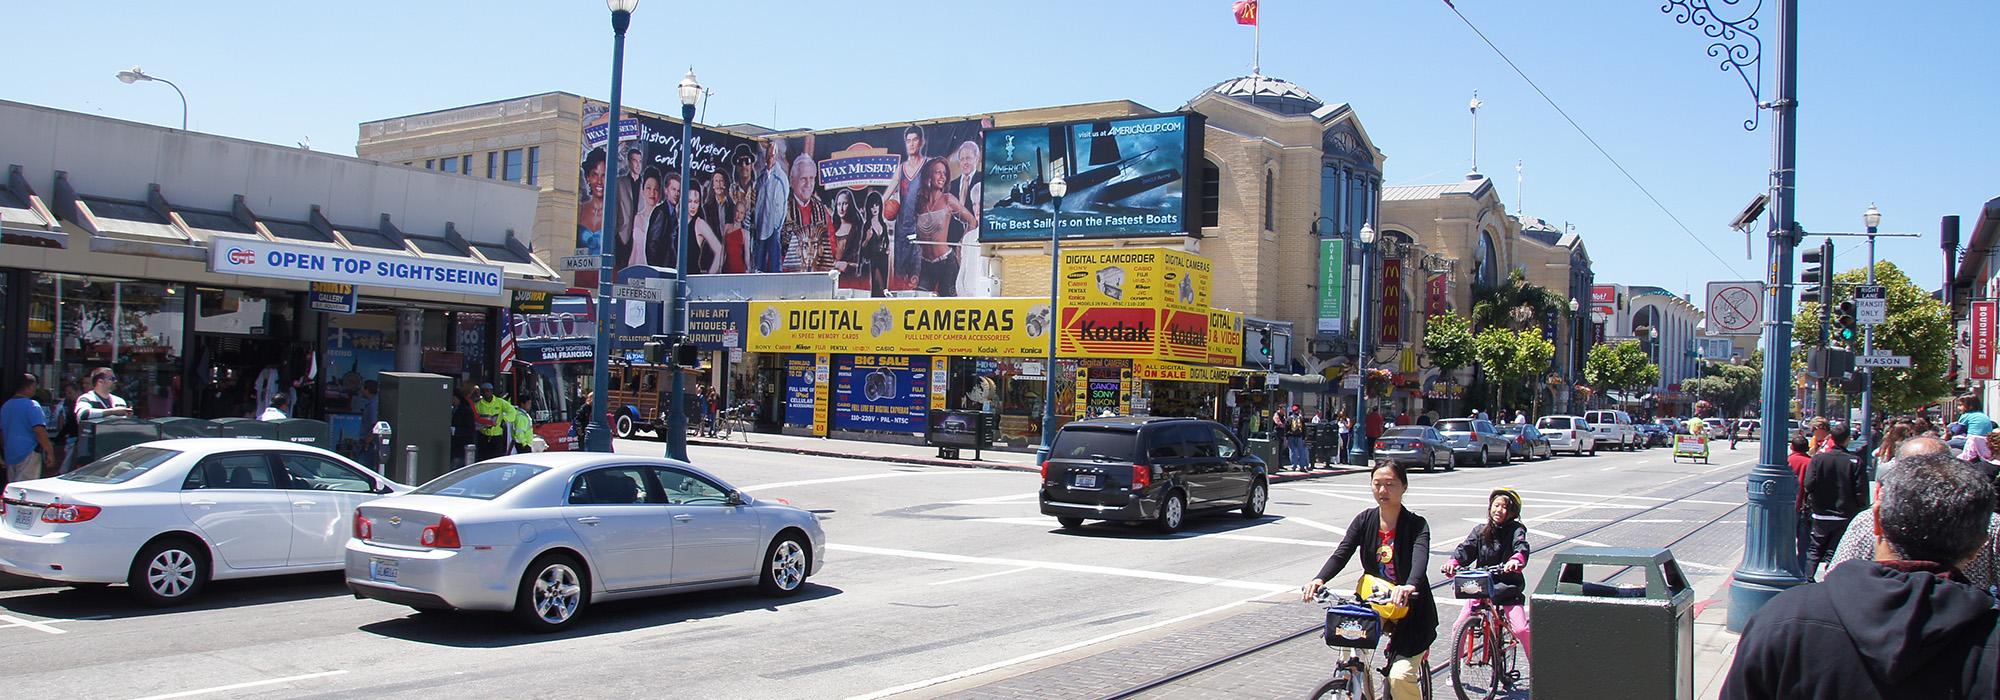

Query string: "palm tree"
[1471, 268, 1568, 332]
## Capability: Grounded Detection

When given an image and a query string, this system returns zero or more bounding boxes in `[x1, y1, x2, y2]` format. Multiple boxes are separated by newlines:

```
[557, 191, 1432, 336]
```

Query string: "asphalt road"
[0, 438, 1757, 699]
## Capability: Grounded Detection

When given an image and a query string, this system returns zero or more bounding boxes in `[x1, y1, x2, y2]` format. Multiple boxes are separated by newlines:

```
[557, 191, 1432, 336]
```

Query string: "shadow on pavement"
[356, 583, 841, 648]
[0, 571, 351, 619]
[1052, 513, 1289, 540]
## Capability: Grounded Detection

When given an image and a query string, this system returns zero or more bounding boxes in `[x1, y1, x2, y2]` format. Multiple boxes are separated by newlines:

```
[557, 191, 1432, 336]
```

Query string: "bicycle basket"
[1453, 570, 1496, 599]
[1324, 603, 1383, 649]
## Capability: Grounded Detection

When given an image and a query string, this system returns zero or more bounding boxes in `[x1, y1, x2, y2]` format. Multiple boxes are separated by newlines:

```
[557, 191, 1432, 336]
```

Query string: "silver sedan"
[345, 453, 826, 632]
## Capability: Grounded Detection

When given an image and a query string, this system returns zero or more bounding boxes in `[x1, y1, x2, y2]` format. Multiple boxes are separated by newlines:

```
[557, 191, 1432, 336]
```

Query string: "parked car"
[0, 438, 406, 606]
[1498, 424, 1554, 460]
[1635, 423, 1672, 448]
[1372, 426, 1455, 473]
[347, 453, 825, 632]
[1584, 409, 1640, 451]
[1536, 415, 1598, 456]
[1040, 417, 1268, 533]
[1435, 418, 1514, 466]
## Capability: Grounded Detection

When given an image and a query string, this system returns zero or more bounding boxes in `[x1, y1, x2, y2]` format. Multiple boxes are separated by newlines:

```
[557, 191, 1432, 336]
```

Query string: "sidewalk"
[1691, 570, 1742, 699]
[678, 431, 1365, 483]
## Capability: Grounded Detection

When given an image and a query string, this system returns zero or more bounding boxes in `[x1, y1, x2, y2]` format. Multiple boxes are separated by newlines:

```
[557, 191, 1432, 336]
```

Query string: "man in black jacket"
[1803, 424, 1868, 575]
[1724, 453, 1999, 699]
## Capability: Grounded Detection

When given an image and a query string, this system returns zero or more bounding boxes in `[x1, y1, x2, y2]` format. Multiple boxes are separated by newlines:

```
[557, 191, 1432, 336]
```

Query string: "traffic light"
[1834, 300, 1858, 343]
[673, 341, 701, 368]
[1258, 328, 1273, 360]
[1799, 240, 1831, 305]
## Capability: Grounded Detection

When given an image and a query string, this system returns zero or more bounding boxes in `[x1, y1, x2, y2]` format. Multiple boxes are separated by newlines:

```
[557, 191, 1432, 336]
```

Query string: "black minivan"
[1039, 417, 1268, 533]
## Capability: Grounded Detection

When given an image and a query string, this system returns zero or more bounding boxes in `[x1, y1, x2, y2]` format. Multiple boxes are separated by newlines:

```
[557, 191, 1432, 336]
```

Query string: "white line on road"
[1550, 474, 1574, 480]
[828, 543, 1292, 593]
[0, 614, 66, 634]
[845, 590, 1284, 700]
[126, 670, 350, 700]
[943, 492, 1041, 505]
[966, 517, 1339, 548]
[1281, 516, 1348, 537]
[1602, 467, 1618, 471]
[739, 470, 1002, 491]
[929, 566, 1038, 586]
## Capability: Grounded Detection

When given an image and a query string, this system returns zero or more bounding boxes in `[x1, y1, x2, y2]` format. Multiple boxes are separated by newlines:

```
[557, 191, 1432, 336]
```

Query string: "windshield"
[1436, 419, 1475, 433]
[60, 446, 182, 484]
[412, 462, 551, 499]
[1050, 428, 1137, 461]
[1536, 417, 1572, 430]
[1499, 425, 1525, 434]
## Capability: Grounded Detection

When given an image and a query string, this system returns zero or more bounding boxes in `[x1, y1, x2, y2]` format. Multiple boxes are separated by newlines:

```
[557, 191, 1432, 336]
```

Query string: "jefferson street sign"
[610, 284, 666, 303]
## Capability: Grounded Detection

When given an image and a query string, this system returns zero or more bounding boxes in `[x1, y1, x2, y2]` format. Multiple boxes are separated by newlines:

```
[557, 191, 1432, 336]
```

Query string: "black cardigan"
[1315, 507, 1439, 656]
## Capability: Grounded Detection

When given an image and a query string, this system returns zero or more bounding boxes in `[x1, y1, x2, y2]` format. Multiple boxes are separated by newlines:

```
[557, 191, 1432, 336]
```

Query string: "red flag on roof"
[1233, 0, 1258, 25]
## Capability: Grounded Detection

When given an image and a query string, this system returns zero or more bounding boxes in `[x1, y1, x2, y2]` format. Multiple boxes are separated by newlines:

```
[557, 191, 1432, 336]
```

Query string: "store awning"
[1, 165, 65, 249]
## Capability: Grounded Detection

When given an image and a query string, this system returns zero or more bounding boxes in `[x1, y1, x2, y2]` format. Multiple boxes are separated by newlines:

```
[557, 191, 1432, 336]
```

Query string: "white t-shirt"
[259, 407, 287, 422]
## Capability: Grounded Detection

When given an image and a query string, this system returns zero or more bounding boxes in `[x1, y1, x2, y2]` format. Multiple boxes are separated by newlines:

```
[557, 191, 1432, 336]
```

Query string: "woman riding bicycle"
[1303, 462, 1438, 700]
[1440, 488, 1532, 658]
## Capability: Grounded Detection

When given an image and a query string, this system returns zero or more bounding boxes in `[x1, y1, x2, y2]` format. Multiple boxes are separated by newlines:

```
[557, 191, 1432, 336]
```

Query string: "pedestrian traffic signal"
[674, 341, 701, 368]
[1835, 301, 1857, 343]
[643, 335, 671, 365]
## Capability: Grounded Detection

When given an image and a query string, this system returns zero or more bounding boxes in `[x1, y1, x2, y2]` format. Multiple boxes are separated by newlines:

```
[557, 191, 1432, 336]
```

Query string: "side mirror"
[725, 490, 746, 507]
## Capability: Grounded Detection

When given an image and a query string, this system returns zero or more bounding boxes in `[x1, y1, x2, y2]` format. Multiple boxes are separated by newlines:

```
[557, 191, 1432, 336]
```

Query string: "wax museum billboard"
[577, 103, 765, 285]
[980, 113, 1205, 241]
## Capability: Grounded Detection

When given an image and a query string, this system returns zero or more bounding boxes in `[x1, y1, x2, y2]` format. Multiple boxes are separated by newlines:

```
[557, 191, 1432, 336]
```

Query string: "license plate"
[10, 507, 36, 530]
[1072, 474, 1099, 489]
[369, 557, 400, 583]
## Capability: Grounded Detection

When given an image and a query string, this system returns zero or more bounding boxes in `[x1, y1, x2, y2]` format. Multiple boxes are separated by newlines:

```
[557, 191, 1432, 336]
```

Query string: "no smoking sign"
[1706, 281, 1765, 336]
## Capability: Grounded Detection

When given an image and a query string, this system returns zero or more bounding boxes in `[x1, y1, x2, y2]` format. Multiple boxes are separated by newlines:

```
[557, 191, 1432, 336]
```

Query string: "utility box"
[214, 417, 279, 441]
[1531, 547, 1695, 700]
[269, 418, 331, 449]
[379, 372, 453, 485]
[151, 417, 220, 439]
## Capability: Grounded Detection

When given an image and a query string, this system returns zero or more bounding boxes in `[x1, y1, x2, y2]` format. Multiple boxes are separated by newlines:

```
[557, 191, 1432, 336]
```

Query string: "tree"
[1471, 268, 1569, 332]
[1683, 362, 1760, 417]
[1793, 261, 1953, 414]
[1474, 327, 1556, 414]
[1584, 340, 1655, 412]
[1424, 313, 1475, 374]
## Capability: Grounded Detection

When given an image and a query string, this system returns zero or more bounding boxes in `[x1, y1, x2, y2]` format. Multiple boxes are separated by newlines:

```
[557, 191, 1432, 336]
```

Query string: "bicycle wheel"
[1308, 662, 1374, 700]
[1497, 624, 1524, 692]
[1451, 611, 1501, 700]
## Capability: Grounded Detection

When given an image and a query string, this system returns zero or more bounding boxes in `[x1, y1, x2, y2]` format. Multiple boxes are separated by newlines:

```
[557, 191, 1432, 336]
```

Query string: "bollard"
[404, 444, 420, 487]
[463, 443, 476, 468]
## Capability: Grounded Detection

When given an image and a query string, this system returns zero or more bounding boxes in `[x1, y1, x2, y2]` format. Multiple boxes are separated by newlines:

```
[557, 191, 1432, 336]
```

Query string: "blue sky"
[9, 0, 1993, 297]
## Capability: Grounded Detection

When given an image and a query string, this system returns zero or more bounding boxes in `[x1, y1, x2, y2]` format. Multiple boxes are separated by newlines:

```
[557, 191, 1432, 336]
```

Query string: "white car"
[1536, 415, 1598, 456]
[345, 453, 826, 632]
[0, 438, 405, 606]
[1584, 409, 1640, 451]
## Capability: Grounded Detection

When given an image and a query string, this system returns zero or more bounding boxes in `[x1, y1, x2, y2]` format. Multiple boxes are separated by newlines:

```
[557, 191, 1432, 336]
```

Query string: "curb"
[687, 436, 1370, 481]
[686, 438, 1038, 473]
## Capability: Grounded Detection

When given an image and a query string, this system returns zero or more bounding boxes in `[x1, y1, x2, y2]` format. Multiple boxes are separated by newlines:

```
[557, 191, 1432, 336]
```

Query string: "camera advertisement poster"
[832, 354, 930, 434]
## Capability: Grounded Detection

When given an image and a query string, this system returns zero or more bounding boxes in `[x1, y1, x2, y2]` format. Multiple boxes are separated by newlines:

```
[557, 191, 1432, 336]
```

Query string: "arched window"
[1200, 160, 1221, 228]
[1262, 169, 1276, 231]
[1475, 231, 1499, 287]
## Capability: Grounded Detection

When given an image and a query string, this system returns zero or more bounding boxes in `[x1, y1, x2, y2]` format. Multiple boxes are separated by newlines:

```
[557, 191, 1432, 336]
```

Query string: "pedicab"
[1672, 431, 1710, 463]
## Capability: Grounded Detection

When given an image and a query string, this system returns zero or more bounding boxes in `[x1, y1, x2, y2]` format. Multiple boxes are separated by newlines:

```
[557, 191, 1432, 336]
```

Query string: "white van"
[1583, 409, 1639, 451]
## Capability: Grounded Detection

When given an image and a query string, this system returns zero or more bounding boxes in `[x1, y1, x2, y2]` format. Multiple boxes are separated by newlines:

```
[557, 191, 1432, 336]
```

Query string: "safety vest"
[507, 405, 534, 446]
[474, 396, 512, 437]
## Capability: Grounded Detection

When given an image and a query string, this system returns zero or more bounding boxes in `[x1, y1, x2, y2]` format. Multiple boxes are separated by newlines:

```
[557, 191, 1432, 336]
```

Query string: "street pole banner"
[1379, 258, 1403, 344]
[1318, 239, 1345, 333]
[1973, 301, 1995, 381]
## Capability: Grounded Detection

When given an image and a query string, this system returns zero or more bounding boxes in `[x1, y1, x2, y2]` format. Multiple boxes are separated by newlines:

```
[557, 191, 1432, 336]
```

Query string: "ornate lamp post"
[664, 69, 701, 462]
[1034, 175, 1069, 465]
[583, 0, 638, 453]
[1346, 224, 1378, 466]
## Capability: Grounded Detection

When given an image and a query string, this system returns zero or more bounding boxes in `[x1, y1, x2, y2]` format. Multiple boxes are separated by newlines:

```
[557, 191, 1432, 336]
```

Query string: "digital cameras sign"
[980, 113, 1204, 241]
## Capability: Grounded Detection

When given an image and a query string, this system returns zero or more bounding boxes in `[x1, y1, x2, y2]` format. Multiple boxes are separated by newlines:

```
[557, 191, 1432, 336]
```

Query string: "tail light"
[1040, 460, 1049, 481]
[421, 516, 462, 549]
[353, 510, 373, 539]
[41, 503, 102, 524]
[1131, 464, 1153, 490]
[1517, 435, 1527, 446]
[1374, 440, 1387, 450]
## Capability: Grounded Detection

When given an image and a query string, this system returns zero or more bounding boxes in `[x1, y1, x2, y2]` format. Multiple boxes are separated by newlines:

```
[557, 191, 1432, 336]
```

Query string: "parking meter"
[373, 421, 393, 471]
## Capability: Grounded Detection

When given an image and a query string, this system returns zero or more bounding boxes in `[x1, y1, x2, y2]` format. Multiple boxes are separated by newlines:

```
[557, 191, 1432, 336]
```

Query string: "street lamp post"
[583, 0, 638, 454]
[1858, 203, 1881, 452]
[664, 69, 702, 463]
[1346, 224, 1378, 466]
[1034, 176, 1069, 465]
[1566, 298, 1580, 411]
[114, 67, 187, 130]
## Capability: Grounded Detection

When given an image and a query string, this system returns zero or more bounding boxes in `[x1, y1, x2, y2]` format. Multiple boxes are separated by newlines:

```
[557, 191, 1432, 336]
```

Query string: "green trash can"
[1247, 437, 1283, 470]
[214, 417, 279, 441]
[1531, 547, 1694, 700]
[269, 418, 331, 449]
[77, 418, 163, 465]
[151, 417, 221, 439]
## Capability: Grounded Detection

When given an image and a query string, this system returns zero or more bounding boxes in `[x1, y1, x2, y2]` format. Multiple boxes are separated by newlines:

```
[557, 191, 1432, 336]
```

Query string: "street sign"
[1856, 355, 1911, 368]
[1264, 372, 1280, 389]
[1854, 284, 1887, 326]
[1705, 280, 1765, 336]
[610, 284, 666, 303]
[559, 255, 598, 271]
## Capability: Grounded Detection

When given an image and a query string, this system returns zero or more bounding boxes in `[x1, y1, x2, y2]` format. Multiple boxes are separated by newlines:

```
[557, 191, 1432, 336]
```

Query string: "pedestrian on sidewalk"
[450, 384, 478, 467]
[49, 376, 83, 474]
[1804, 424, 1869, 577]
[1956, 395, 1995, 463]
[258, 393, 289, 421]
[1335, 413, 1351, 460]
[473, 383, 512, 462]
[1723, 452, 2000, 699]
[3, 374, 54, 485]
[1787, 435, 1814, 577]
[1830, 436, 2000, 595]
[1285, 405, 1308, 471]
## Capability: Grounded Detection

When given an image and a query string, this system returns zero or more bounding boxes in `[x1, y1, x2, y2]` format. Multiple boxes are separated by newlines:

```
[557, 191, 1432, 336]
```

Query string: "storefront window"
[25, 274, 185, 418]
[189, 288, 298, 420]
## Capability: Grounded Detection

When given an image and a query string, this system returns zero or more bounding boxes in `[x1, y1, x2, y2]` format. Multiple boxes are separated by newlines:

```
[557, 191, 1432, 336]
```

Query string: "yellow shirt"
[474, 396, 513, 437]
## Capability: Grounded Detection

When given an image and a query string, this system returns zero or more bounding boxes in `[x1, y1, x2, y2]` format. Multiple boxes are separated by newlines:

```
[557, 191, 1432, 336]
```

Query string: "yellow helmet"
[1356, 574, 1409, 622]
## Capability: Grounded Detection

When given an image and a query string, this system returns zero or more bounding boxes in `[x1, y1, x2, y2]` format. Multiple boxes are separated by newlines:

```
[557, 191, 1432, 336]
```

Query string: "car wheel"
[1589, 444, 1598, 457]
[1444, 450, 1456, 472]
[1155, 491, 1187, 533]
[512, 553, 588, 633]
[613, 413, 634, 440]
[1241, 480, 1268, 518]
[127, 537, 209, 607]
[1056, 516, 1085, 530]
[1479, 447, 1493, 467]
[759, 535, 811, 596]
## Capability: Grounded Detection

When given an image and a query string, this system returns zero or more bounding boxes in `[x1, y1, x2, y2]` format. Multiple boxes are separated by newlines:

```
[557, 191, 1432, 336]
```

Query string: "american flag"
[498, 311, 517, 372]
